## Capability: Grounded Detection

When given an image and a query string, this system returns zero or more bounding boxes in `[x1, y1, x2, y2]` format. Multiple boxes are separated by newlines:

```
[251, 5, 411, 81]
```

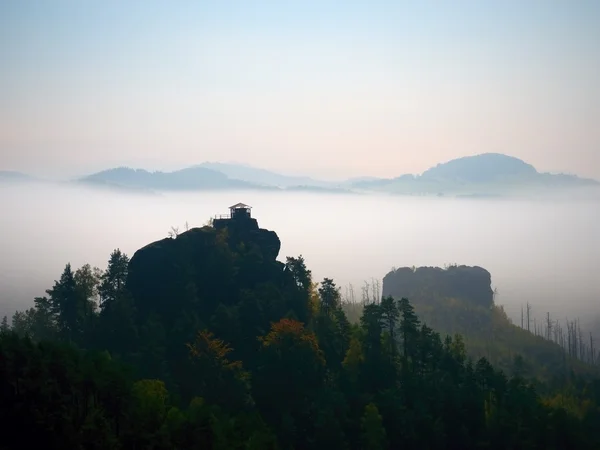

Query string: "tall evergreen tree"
[0, 316, 9, 333]
[284, 255, 312, 324]
[361, 403, 388, 450]
[98, 249, 129, 310]
[318, 277, 341, 317]
[46, 263, 86, 343]
[398, 297, 420, 363]
[380, 296, 399, 354]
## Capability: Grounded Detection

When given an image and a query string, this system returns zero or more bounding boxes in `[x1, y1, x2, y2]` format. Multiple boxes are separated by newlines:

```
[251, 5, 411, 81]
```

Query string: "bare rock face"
[126, 218, 283, 326]
[382, 265, 494, 308]
[213, 216, 281, 261]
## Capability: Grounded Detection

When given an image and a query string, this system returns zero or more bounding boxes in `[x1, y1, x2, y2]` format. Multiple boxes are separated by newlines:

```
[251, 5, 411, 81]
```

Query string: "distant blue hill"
[421, 153, 537, 182]
[0, 171, 35, 182]
[195, 162, 332, 188]
[284, 185, 354, 194]
[79, 167, 276, 191]
[351, 153, 599, 196]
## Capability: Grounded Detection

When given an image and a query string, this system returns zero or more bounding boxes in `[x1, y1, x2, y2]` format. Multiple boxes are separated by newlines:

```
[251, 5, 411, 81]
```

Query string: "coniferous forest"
[2, 216, 600, 449]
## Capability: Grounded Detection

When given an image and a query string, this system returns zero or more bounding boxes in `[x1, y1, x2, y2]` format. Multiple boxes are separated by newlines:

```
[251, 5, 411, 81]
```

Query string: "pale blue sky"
[1, 1, 599, 179]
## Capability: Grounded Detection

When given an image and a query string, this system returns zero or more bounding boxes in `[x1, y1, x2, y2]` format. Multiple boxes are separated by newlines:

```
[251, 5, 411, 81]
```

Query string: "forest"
[2, 218, 600, 449]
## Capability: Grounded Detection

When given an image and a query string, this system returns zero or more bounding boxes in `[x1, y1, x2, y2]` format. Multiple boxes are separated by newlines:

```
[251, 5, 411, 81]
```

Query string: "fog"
[1, 182, 598, 331]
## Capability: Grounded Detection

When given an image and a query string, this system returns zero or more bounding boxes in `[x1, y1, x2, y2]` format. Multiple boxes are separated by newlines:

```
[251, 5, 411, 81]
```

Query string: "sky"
[1, 0, 599, 180]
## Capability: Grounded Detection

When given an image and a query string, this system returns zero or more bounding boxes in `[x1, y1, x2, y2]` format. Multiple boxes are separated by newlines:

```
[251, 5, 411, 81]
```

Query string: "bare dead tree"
[168, 226, 180, 239]
[526, 303, 531, 332]
[567, 320, 578, 359]
[559, 324, 565, 352]
[578, 320, 584, 362]
[370, 278, 381, 303]
[576, 322, 580, 359]
[370, 279, 375, 302]
[552, 319, 560, 345]
[362, 281, 371, 304]
[521, 305, 524, 329]
[567, 319, 572, 357]
[572, 320, 576, 358]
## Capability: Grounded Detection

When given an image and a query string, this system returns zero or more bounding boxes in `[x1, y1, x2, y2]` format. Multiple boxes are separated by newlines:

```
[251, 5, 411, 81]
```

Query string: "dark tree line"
[2, 232, 600, 449]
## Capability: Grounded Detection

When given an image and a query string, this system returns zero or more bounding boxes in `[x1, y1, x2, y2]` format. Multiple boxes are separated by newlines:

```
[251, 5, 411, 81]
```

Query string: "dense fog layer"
[1, 182, 598, 331]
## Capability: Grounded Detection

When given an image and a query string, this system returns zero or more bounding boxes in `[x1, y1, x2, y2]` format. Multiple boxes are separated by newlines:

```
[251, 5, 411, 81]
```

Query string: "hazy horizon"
[3, 151, 600, 184]
[2, 1, 600, 180]
[1, 183, 598, 335]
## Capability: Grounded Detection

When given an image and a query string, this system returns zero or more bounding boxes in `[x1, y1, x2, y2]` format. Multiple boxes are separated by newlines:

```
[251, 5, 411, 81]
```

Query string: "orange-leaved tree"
[254, 318, 326, 448]
[187, 329, 252, 411]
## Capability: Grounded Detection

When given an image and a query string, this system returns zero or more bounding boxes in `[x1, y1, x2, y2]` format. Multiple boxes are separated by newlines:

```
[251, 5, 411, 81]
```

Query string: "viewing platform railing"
[213, 214, 231, 220]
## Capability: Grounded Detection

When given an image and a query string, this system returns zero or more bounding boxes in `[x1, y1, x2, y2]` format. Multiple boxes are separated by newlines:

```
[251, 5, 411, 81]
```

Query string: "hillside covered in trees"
[380, 266, 600, 380]
[2, 212, 600, 449]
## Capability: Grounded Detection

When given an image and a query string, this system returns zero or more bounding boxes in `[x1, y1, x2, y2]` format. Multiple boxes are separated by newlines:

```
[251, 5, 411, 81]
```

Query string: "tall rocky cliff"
[123, 216, 306, 401]
[127, 218, 283, 326]
[383, 265, 494, 308]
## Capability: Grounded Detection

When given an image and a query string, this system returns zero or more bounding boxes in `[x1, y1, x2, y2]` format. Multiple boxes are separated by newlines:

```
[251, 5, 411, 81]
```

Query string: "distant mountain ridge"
[0, 171, 35, 182]
[78, 166, 273, 191]
[351, 153, 599, 196]
[195, 162, 332, 188]
[78, 165, 350, 194]
[421, 153, 538, 182]
[6, 152, 598, 197]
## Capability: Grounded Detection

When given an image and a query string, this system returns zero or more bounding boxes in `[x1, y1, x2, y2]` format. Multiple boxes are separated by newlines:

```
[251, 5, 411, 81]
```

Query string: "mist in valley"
[1, 181, 598, 334]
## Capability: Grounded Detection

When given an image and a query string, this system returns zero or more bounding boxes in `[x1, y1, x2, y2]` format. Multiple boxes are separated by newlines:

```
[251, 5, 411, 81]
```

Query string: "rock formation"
[127, 215, 283, 327]
[382, 265, 494, 308]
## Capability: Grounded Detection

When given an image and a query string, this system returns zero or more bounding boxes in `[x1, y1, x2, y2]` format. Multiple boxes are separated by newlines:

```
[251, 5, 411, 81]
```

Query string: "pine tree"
[46, 263, 85, 343]
[318, 278, 340, 317]
[0, 316, 9, 333]
[99, 249, 129, 310]
[361, 403, 388, 450]
[284, 255, 312, 324]
[380, 296, 399, 354]
[398, 297, 420, 362]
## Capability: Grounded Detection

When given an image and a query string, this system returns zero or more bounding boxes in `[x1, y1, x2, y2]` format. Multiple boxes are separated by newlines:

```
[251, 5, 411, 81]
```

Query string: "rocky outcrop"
[382, 265, 494, 308]
[122, 216, 311, 402]
[126, 218, 283, 326]
[213, 216, 280, 260]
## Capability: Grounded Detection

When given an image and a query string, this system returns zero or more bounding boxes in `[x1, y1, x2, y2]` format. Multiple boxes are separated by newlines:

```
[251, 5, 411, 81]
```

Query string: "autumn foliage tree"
[186, 329, 252, 412]
[257, 318, 325, 388]
[254, 318, 326, 448]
